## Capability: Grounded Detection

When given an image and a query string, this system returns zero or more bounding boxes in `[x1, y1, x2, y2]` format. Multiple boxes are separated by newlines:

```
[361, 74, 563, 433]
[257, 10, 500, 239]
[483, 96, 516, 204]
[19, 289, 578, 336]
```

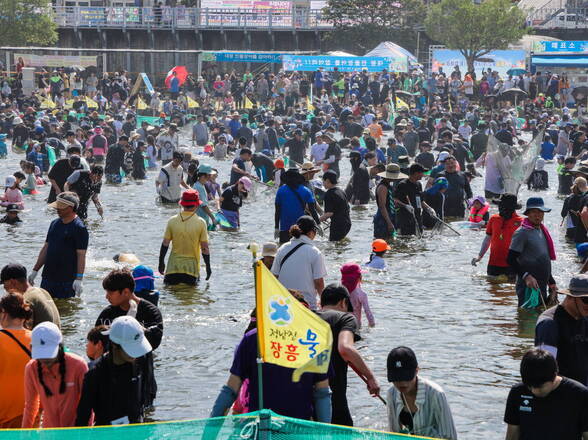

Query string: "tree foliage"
[0, 0, 57, 47]
[322, 0, 425, 54]
[424, 0, 527, 73]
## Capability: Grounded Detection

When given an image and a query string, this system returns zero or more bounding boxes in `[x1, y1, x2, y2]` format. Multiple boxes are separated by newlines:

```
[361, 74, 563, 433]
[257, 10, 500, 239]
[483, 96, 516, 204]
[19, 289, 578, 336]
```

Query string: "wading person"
[386, 346, 457, 439]
[508, 197, 557, 307]
[504, 348, 588, 440]
[159, 190, 211, 285]
[320, 170, 351, 241]
[76, 315, 153, 426]
[156, 151, 189, 204]
[29, 192, 88, 299]
[374, 164, 406, 239]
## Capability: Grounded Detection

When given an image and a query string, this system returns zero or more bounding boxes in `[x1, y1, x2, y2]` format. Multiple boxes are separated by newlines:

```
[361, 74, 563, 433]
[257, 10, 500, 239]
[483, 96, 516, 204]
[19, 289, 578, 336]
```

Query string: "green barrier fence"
[2, 410, 437, 440]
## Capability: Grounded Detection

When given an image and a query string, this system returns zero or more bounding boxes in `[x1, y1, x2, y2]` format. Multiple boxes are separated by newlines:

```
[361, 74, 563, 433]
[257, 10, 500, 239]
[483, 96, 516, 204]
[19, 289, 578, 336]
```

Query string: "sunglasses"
[580, 297, 588, 305]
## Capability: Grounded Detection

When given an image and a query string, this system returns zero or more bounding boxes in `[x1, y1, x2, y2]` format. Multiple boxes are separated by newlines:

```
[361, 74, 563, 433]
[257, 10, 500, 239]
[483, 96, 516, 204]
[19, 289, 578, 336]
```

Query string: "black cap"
[5, 204, 20, 212]
[409, 163, 428, 174]
[387, 346, 418, 382]
[0, 263, 27, 284]
[296, 215, 317, 234]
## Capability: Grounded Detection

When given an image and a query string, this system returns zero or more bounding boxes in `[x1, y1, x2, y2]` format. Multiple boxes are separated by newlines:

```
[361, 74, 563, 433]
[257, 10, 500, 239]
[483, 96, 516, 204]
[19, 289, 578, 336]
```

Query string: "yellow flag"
[396, 96, 409, 110]
[306, 95, 313, 110]
[64, 99, 75, 109]
[244, 96, 254, 109]
[85, 96, 98, 109]
[137, 96, 148, 110]
[187, 95, 200, 108]
[255, 261, 332, 382]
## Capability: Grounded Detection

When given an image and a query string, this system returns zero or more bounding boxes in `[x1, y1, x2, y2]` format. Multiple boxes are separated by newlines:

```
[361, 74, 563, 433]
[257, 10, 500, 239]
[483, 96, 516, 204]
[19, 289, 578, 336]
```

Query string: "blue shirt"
[42, 217, 89, 282]
[541, 141, 556, 160]
[386, 145, 408, 164]
[275, 184, 315, 231]
[170, 77, 180, 93]
[230, 157, 246, 185]
[365, 255, 386, 270]
[228, 119, 241, 139]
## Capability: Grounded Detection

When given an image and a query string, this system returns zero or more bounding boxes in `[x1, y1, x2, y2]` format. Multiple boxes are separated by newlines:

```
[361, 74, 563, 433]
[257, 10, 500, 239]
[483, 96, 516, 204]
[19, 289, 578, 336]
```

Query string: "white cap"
[102, 315, 152, 358]
[5, 175, 16, 188]
[31, 322, 63, 359]
[438, 151, 450, 163]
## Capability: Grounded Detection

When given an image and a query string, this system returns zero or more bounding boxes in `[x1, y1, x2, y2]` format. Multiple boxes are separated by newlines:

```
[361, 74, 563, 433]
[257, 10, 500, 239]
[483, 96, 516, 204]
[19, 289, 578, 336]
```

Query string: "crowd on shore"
[2, 63, 588, 440]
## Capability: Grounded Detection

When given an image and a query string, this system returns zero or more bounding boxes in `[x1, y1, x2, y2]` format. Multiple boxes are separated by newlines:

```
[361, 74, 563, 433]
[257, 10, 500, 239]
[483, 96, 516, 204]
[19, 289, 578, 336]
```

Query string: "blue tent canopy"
[531, 55, 588, 68]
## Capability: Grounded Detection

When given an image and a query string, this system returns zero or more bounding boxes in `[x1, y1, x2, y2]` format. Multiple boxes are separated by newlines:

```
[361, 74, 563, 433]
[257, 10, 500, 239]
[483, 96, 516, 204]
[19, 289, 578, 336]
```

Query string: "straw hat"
[300, 161, 321, 174]
[377, 164, 408, 180]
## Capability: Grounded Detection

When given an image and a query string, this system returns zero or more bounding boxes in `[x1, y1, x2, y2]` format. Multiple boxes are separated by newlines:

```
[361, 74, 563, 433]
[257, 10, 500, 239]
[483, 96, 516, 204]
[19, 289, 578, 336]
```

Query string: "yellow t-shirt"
[164, 211, 209, 277]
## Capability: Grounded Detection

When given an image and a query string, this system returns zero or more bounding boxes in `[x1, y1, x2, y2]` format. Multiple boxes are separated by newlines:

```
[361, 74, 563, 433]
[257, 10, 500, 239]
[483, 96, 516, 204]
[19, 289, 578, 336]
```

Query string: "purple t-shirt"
[230, 328, 327, 420]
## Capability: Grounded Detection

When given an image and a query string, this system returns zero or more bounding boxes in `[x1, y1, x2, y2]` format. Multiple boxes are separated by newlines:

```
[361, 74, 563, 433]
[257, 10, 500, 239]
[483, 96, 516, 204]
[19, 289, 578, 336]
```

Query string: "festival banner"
[282, 55, 390, 72]
[215, 52, 284, 63]
[78, 7, 106, 26]
[255, 261, 332, 382]
[431, 49, 526, 78]
[15, 54, 97, 68]
[533, 40, 588, 53]
[200, 0, 292, 26]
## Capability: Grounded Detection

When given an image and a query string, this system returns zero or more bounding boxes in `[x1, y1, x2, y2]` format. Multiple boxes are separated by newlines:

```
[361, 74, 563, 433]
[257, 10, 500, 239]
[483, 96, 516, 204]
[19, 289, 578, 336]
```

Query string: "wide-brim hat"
[179, 190, 203, 208]
[558, 275, 588, 297]
[300, 162, 321, 174]
[523, 197, 551, 215]
[378, 164, 408, 180]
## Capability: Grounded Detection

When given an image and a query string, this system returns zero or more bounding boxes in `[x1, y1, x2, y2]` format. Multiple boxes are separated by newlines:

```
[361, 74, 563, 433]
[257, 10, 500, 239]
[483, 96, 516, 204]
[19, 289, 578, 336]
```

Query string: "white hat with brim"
[378, 164, 408, 180]
[102, 315, 152, 358]
[48, 192, 79, 210]
[31, 322, 62, 359]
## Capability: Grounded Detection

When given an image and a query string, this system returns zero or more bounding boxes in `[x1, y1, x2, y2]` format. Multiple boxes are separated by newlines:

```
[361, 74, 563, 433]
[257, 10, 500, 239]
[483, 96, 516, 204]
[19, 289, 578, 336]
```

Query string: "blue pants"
[41, 278, 75, 299]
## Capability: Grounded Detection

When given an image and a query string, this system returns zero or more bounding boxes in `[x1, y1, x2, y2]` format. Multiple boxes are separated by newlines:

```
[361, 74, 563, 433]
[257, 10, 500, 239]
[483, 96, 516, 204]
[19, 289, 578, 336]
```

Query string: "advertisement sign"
[15, 54, 97, 68]
[215, 52, 284, 63]
[282, 55, 390, 72]
[533, 40, 588, 53]
[107, 7, 141, 23]
[200, 0, 292, 26]
[431, 49, 526, 77]
[78, 7, 106, 25]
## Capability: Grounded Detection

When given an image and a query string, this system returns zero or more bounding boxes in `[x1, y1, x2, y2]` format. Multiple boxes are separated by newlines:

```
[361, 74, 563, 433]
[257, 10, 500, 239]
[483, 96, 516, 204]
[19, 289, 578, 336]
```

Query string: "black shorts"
[487, 265, 516, 277]
[164, 273, 198, 285]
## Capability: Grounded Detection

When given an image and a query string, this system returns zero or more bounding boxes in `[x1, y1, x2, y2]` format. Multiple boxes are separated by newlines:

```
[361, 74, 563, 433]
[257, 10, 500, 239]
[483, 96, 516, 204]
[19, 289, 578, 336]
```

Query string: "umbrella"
[507, 68, 528, 76]
[165, 66, 188, 89]
[500, 88, 527, 100]
[572, 86, 588, 101]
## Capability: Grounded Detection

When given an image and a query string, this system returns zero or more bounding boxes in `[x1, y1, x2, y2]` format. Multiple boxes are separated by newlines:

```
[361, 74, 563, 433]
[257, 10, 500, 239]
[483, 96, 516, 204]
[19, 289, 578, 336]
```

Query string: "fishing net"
[521, 288, 542, 309]
[485, 130, 543, 196]
[2, 410, 436, 440]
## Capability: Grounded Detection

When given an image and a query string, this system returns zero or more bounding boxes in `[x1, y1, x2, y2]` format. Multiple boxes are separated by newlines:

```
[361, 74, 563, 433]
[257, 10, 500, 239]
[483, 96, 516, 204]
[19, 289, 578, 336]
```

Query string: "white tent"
[364, 41, 418, 63]
[326, 51, 357, 57]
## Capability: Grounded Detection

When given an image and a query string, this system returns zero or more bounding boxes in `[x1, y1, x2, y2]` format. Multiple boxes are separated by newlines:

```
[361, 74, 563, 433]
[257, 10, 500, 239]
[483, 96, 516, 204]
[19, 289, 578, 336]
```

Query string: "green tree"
[0, 0, 57, 47]
[424, 0, 527, 74]
[322, 0, 425, 54]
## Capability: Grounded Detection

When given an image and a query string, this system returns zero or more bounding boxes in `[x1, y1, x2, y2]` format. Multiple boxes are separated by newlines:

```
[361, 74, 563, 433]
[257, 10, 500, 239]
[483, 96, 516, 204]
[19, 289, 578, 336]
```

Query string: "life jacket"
[468, 203, 490, 223]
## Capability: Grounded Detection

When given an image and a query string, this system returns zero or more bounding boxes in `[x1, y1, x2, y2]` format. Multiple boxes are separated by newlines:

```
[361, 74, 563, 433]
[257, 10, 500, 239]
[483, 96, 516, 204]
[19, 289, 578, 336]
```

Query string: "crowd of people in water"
[3, 63, 588, 440]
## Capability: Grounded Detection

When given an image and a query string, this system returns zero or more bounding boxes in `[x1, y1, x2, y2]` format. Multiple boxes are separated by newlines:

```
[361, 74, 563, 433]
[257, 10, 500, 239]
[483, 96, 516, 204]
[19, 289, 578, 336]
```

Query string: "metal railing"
[526, 7, 588, 29]
[52, 6, 333, 30]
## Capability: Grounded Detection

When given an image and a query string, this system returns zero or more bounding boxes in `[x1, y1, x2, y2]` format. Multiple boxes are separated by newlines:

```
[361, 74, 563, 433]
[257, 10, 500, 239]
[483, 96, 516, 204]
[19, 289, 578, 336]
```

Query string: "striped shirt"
[387, 376, 458, 439]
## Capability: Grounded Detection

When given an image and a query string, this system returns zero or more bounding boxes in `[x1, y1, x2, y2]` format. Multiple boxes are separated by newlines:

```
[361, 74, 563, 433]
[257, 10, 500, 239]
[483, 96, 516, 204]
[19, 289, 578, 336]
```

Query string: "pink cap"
[239, 176, 253, 192]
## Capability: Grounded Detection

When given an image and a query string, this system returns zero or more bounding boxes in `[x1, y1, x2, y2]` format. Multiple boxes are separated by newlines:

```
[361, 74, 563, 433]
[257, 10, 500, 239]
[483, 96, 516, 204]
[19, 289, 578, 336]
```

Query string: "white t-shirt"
[271, 235, 327, 310]
[157, 162, 183, 201]
[310, 143, 328, 162]
[157, 133, 178, 161]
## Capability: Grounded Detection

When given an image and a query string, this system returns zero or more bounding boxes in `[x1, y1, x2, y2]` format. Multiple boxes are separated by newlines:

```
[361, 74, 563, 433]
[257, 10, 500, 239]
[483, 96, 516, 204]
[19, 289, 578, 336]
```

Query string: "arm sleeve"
[67, 170, 81, 185]
[507, 249, 525, 278]
[504, 387, 520, 426]
[360, 289, 375, 326]
[22, 362, 40, 428]
[141, 302, 164, 350]
[464, 174, 473, 199]
[432, 388, 458, 440]
[479, 234, 492, 258]
[75, 370, 95, 426]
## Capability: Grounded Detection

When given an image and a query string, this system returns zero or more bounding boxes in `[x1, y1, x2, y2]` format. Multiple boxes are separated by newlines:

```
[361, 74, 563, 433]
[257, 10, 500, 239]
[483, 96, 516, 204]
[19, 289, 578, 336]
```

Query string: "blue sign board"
[282, 55, 390, 72]
[538, 40, 588, 53]
[141, 73, 155, 95]
[214, 52, 284, 63]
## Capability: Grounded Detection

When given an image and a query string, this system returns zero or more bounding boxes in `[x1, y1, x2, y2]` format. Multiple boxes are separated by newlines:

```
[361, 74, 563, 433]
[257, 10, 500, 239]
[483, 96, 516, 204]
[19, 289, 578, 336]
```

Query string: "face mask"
[499, 207, 514, 219]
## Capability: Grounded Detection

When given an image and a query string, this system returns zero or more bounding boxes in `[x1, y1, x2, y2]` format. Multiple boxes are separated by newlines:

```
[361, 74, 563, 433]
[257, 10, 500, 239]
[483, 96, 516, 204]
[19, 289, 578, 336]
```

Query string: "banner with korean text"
[255, 261, 332, 382]
[282, 55, 390, 72]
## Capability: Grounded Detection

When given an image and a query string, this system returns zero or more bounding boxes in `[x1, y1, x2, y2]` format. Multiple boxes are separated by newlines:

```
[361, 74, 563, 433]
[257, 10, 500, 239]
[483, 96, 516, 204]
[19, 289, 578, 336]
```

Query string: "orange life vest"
[468, 203, 490, 223]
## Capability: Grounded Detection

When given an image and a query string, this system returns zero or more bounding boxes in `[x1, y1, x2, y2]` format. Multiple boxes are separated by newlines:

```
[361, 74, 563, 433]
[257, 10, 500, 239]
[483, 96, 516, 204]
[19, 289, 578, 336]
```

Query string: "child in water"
[467, 195, 490, 225]
[1, 176, 24, 209]
[21, 162, 39, 195]
[365, 239, 390, 270]
[340, 263, 375, 328]
[0, 204, 22, 224]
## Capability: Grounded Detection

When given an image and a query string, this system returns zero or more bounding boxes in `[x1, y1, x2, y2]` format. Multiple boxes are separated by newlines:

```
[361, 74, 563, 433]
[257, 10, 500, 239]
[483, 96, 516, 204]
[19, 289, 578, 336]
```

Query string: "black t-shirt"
[105, 145, 126, 175]
[394, 179, 423, 212]
[315, 309, 360, 398]
[95, 299, 163, 350]
[536, 305, 588, 386]
[285, 138, 306, 166]
[324, 187, 350, 229]
[47, 159, 75, 203]
[504, 377, 588, 440]
[574, 194, 588, 243]
[230, 157, 246, 185]
[42, 217, 89, 282]
[220, 185, 242, 212]
[349, 165, 370, 204]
